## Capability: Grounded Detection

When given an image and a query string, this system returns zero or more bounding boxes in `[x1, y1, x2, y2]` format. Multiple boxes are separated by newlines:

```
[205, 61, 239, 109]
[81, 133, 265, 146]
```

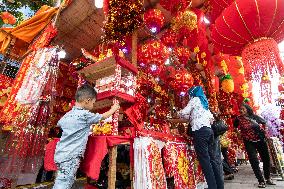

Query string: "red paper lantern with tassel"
[211, 0, 284, 80]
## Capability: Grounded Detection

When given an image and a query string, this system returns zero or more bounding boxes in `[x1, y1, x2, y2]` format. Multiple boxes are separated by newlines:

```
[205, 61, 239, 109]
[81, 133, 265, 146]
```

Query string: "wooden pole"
[108, 146, 118, 189]
[131, 31, 138, 67]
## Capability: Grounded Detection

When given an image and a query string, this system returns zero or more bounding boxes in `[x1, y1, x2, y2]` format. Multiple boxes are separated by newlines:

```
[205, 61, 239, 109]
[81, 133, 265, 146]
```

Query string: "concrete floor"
[15, 164, 284, 189]
[224, 164, 284, 189]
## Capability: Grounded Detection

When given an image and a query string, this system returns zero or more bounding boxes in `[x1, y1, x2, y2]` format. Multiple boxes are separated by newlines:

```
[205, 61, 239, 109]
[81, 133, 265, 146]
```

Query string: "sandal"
[258, 182, 266, 188]
[266, 179, 276, 185]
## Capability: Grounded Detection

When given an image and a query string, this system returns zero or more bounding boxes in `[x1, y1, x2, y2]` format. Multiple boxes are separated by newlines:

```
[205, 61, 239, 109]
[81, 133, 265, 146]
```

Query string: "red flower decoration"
[144, 9, 165, 33]
[1, 12, 16, 25]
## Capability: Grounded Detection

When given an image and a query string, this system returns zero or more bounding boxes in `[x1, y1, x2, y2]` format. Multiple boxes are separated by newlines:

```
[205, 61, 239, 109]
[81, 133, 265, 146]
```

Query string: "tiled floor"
[224, 164, 284, 189]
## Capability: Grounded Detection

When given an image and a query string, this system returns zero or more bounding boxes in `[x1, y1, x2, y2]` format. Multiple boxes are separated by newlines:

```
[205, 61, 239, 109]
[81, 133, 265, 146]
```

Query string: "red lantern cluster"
[161, 29, 178, 49]
[144, 9, 165, 33]
[170, 69, 194, 95]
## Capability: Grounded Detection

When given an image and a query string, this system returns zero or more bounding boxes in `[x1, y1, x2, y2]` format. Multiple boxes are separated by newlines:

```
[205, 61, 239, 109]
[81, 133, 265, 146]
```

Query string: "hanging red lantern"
[138, 40, 170, 67]
[204, 0, 234, 23]
[211, 0, 284, 80]
[144, 9, 165, 33]
[1, 12, 16, 25]
[160, 29, 178, 49]
[171, 69, 194, 95]
[172, 9, 198, 40]
[174, 46, 191, 65]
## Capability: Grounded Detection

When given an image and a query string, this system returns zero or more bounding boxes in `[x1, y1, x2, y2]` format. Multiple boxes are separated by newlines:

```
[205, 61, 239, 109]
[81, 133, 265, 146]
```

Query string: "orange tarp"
[0, 5, 58, 54]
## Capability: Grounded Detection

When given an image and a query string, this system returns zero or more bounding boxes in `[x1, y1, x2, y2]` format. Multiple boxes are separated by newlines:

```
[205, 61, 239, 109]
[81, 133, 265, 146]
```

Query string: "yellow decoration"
[238, 67, 244, 75]
[220, 60, 228, 74]
[172, 10, 197, 33]
[220, 133, 230, 148]
[92, 122, 113, 135]
[201, 52, 206, 59]
[221, 78, 234, 93]
[242, 91, 249, 98]
[240, 82, 249, 90]
[262, 72, 270, 81]
[194, 46, 200, 54]
[178, 152, 190, 184]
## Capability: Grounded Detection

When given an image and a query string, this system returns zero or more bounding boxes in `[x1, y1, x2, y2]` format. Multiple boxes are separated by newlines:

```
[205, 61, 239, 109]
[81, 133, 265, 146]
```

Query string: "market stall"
[0, 0, 284, 188]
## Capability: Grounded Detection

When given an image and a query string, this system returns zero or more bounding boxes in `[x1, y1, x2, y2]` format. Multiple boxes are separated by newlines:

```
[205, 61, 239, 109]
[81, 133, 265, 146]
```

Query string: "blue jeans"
[193, 127, 224, 189]
[53, 157, 81, 189]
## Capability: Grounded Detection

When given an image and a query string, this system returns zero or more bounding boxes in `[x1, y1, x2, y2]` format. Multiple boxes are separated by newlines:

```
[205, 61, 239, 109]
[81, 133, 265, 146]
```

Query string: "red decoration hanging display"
[159, 0, 191, 15]
[211, 0, 284, 79]
[174, 46, 191, 65]
[144, 9, 165, 33]
[160, 29, 178, 49]
[170, 69, 194, 95]
[138, 40, 169, 70]
[241, 38, 284, 80]
[204, 0, 234, 23]
[172, 9, 198, 40]
[260, 73, 272, 105]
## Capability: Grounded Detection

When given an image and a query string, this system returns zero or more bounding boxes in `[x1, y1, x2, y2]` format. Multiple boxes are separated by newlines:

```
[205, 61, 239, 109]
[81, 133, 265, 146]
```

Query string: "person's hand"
[111, 104, 120, 111]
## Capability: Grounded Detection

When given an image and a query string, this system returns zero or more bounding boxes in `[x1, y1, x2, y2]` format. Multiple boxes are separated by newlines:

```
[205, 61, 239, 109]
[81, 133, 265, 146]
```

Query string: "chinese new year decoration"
[144, 9, 165, 33]
[138, 40, 169, 70]
[221, 74, 234, 93]
[160, 29, 178, 49]
[172, 10, 198, 40]
[160, 0, 191, 15]
[211, 0, 284, 80]
[103, 0, 143, 41]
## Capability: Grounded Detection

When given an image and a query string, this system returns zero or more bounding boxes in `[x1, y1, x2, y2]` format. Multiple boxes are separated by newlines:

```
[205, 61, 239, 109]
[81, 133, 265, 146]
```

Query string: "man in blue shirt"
[53, 85, 120, 189]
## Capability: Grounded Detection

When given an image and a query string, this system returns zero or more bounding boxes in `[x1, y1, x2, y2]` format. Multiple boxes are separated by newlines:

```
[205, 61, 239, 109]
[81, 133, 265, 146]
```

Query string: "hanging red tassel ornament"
[1, 11, 16, 25]
[221, 74, 234, 93]
[138, 40, 170, 72]
[211, 0, 284, 80]
[242, 38, 284, 80]
[173, 46, 191, 65]
[161, 29, 178, 49]
[171, 69, 194, 95]
[144, 9, 165, 33]
[260, 72, 272, 105]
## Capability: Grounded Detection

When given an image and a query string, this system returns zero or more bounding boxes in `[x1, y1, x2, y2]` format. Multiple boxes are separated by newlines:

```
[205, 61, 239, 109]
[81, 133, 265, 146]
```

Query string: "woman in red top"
[234, 103, 275, 188]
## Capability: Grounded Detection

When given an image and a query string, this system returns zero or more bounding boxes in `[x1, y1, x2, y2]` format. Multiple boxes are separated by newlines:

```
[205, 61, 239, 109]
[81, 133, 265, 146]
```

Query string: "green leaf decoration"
[221, 74, 232, 82]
